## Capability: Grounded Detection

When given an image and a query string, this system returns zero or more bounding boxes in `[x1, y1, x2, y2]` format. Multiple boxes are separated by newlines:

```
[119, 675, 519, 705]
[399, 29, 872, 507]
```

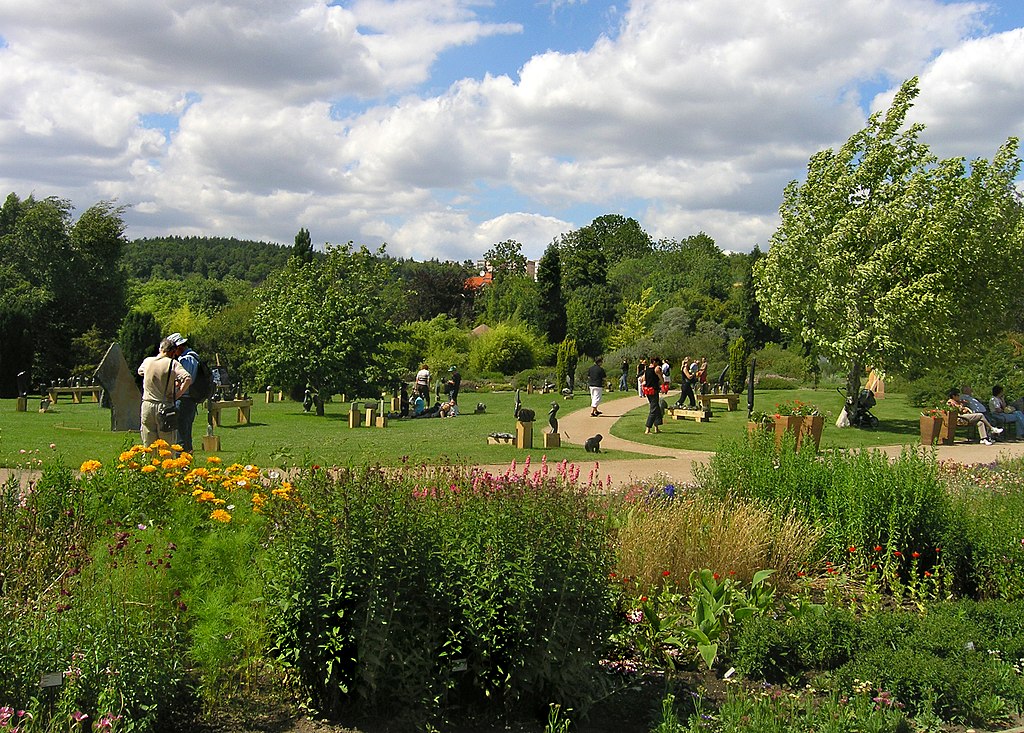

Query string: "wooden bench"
[666, 407, 712, 422]
[696, 393, 741, 411]
[48, 386, 102, 404]
[208, 398, 253, 427]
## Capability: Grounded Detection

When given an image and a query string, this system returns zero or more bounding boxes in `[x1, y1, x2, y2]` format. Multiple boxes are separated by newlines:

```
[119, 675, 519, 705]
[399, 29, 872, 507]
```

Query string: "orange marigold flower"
[141, 465, 157, 474]
[210, 509, 232, 523]
[79, 460, 102, 473]
[171, 444, 183, 452]
[206, 456, 222, 464]
[158, 449, 173, 458]
[152, 439, 170, 449]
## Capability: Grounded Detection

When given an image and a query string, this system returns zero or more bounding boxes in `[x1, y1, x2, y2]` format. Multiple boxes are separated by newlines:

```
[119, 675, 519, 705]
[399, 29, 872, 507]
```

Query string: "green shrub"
[733, 608, 858, 681]
[696, 437, 969, 585]
[263, 465, 616, 725]
[728, 337, 750, 393]
[752, 343, 807, 382]
[755, 375, 799, 390]
[468, 322, 542, 375]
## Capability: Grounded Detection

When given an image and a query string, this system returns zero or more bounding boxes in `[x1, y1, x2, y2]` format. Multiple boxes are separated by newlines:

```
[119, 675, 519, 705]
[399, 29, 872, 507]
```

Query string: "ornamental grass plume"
[615, 493, 819, 592]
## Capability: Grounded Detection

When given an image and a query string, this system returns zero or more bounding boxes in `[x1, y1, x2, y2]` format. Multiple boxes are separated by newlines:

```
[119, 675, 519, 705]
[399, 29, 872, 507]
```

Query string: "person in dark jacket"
[644, 358, 663, 434]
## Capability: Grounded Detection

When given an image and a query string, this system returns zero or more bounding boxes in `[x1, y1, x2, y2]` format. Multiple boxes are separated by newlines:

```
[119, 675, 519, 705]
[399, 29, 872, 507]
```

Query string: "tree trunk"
[846, 361, 862, 403]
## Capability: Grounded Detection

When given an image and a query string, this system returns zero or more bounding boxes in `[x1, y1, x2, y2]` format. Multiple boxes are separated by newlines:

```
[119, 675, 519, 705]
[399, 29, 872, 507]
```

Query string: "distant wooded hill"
[124, 236, 297, 283]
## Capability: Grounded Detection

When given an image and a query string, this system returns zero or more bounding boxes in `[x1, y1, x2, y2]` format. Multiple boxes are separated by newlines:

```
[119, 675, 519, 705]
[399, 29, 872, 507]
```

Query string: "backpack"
[189, 360, 215, 401]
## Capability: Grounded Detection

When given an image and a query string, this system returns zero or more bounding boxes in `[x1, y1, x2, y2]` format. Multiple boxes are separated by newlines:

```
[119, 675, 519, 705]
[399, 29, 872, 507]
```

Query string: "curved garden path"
[481, 391, 1024, 490]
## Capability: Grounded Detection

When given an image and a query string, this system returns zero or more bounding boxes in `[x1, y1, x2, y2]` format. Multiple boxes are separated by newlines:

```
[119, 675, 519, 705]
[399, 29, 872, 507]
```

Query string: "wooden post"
[16, 396, 27, 412]
[202, 434, 221, 452]
[364, 405, 377, 427]
[516, 421, 533, 449]
[348, 402, 361, 428]
[543, 432, 560, 448]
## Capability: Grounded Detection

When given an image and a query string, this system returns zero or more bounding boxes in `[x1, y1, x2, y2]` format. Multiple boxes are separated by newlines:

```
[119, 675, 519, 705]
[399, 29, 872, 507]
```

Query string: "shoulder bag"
[157, 359, 179, 433]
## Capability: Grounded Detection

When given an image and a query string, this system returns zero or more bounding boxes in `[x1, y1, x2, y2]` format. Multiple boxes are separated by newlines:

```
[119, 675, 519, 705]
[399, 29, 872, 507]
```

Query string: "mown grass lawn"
[1, 385, 929, 470]
[610, 385, 926, 452]
[0, 390, 650, 469]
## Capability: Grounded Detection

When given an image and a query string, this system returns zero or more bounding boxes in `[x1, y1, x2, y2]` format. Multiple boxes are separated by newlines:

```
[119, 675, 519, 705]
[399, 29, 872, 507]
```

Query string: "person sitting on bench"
[989, 384, 1024, 437]
[947, 388, 1001, 445]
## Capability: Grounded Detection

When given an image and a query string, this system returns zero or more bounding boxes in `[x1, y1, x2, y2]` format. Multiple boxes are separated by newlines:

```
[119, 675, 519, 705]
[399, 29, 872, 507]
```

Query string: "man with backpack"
[168, 333, 205, 453]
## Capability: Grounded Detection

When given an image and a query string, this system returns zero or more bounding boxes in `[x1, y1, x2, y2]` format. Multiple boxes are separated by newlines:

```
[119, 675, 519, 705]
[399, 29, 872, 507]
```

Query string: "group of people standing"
[137, 332, 200, 451]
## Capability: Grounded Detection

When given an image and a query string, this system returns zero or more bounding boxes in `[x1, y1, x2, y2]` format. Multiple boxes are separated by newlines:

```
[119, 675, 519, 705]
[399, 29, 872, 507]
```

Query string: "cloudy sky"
[1, 0, 1022, 261]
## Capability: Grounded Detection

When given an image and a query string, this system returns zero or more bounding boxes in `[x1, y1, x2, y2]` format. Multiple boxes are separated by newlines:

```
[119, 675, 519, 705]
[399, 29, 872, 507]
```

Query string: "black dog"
[584, 434, 603, 453]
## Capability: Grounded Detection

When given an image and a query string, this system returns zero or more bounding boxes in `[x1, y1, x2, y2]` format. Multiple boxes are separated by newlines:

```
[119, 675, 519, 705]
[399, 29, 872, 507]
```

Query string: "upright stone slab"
[348, 402, 362, 428]
[93, 343, 141, 432]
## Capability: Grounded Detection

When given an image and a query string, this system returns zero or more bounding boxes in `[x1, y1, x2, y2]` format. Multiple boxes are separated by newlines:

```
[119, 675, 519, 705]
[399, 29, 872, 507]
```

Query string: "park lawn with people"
[0, 390, 649, 470]
[611, 385, 930, 452]
[3, 386, 939, 471]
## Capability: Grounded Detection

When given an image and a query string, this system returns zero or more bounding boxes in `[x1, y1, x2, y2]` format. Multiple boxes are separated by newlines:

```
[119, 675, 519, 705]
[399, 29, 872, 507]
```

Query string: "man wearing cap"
[445, 365, 462, 406]
[168, 333, 201, 453]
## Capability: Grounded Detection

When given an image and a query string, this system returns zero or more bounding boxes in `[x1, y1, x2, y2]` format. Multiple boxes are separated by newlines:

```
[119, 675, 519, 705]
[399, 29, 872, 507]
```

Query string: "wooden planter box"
[920, 415, 943, 446]
[773, 415, 802, 448]
[797, 415, 825, 451]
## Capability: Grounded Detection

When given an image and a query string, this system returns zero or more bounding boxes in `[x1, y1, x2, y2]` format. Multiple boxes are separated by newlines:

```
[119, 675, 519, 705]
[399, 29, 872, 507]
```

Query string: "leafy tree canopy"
[755, 78, 1024, 396]
[251, 244, 401, 399]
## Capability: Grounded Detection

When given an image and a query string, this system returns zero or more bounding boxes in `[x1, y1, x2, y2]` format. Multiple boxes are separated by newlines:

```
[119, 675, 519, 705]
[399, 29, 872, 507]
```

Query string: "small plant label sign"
[39, 671, 63, 688]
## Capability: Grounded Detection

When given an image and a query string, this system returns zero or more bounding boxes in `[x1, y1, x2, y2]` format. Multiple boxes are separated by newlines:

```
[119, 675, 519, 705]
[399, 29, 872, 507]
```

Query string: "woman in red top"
[644, 357, 663, 434]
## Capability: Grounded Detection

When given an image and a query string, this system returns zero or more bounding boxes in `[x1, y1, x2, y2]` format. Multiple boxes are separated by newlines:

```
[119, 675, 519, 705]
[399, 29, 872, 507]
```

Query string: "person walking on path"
[588, 357, 607, 417]
[619, 357, 629, 392]
[643, 357, 664, 434]
[138, 337, 192, 447]
[168, 333, 200, 453]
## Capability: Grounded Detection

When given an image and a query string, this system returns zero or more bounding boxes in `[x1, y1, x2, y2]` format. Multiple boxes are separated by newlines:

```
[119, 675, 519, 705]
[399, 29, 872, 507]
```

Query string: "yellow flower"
[161, 459, 177, 471]
[171, 444, 183, 452]
[141, 465, 157, 474]
[151, 458, 161, 466]
[152, 439, 170, 449]
[195, 490, 216, 503]
[158, 449, 172, 458]
[210, 509, 232, 523]
[206, 456, 222, 464]
[251, 493, 266, 510]
[119, 451, 134, 462]
[79, 459, 102, 473]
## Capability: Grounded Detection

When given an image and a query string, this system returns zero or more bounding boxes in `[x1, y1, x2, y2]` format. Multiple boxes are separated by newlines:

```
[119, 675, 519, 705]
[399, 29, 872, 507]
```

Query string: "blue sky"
[0, 0, 1021, 260]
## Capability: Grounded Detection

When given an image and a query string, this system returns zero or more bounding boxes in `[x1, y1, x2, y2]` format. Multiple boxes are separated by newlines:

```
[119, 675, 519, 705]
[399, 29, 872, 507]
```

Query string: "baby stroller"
[838, 386, 879, 428]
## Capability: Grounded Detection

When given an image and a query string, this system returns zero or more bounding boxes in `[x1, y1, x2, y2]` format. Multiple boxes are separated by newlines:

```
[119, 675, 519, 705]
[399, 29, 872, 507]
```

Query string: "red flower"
[848, 546, 856, 553]
[713, 572, 720, 580]
[797, 571, 806, 577]
[729, 570, 736, 576]
[870, 564, 878, 570]
[874, 545, 883, 552]
[893, 551, 902, 557]
[609, 572, 617, 579]
[639, 595, 648, 603]
[924, 571, 932, 578]
[662, 570, 671, 577]
[935, 547, 942, 554]
[912, 551, 920, 559]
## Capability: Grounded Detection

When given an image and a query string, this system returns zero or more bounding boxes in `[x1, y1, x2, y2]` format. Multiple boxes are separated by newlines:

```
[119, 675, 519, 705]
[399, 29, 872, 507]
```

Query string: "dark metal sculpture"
[547, 402, 559, 433]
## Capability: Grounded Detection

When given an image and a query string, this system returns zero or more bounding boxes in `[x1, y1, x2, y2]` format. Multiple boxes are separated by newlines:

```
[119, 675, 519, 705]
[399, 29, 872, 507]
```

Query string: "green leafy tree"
[728, 337, 750, 395]
[738, 246, 781, 349]
[252, 244, 399, 407]
[482, 239, 527, 278]
[536, 241, 566, 344]
[755, 78, 1024, 399]
[608, 287, 659, 351]
[478, 274, 542, 331]
[394, 259, 475, 323]
[555, 338, 579, 392]
[292, 227, 314, 264]
[565, 285, 616, 357]
[468, 322, 541, 375]
[117, 310, 163, 374]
